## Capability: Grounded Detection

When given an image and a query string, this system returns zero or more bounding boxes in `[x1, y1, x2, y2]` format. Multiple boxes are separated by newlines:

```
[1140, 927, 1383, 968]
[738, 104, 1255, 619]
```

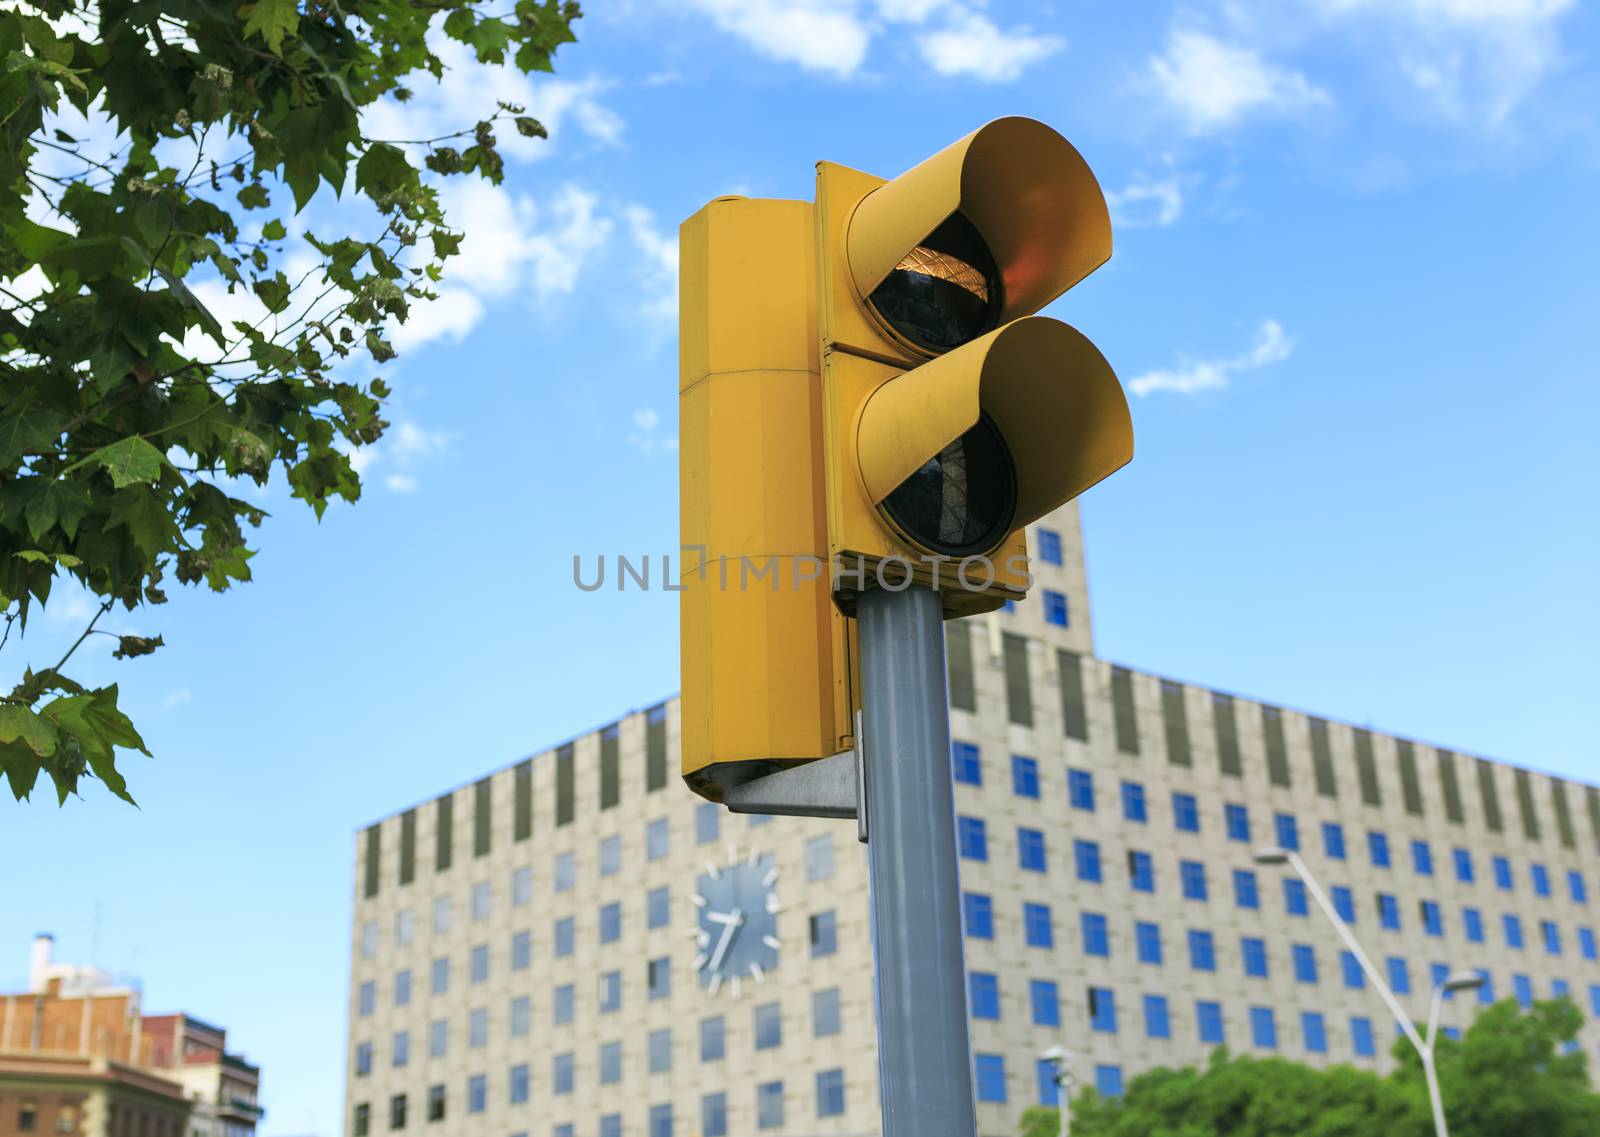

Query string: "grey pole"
[857, 583, 977, 1137]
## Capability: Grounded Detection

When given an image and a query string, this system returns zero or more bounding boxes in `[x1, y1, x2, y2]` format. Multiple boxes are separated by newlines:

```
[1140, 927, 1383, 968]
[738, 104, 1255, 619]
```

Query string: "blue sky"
[4, 1, 1600, 1134]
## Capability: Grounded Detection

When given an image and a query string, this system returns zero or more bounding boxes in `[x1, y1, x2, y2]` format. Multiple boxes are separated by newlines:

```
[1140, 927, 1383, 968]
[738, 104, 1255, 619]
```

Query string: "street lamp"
[1038, 1045, 1072, 1137]
[1253, 847, 1482, 1137]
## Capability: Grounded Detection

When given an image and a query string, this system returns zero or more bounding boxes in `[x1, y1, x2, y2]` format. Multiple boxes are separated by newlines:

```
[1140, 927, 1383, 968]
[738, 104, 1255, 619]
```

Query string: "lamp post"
[1038, 1045, 1072, 1137]
[1254, 847, 1484, 1137]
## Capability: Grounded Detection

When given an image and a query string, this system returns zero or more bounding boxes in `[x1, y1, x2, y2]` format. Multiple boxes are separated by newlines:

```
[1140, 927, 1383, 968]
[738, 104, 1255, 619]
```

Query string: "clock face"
[693, 846, 781, 997]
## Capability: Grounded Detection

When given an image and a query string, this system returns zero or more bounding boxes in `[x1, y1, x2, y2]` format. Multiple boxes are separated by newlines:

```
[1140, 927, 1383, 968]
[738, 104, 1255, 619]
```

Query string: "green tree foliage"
[1021, 1001, 1599, 1137]
[1, 0, 580, 803]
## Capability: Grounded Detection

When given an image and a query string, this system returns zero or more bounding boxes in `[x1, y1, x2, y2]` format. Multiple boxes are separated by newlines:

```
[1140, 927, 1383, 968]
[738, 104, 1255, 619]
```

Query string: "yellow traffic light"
[815, 116, 1134, 614]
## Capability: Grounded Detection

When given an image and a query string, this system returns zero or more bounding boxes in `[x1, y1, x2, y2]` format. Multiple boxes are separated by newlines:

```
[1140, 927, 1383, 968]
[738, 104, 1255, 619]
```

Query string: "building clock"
[693, 845, 781, 997]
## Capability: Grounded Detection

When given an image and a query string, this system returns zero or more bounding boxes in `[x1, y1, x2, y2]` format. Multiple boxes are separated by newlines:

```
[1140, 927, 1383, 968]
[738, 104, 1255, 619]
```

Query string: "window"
[1162, 679, 1192, 766]
[1284, 878, 1309, 917]
[468, 1008, 487, 1047]
[1024, 902, 1053, 948]
[553, 983, 574, 1025]
[975, 1054, 1007, 1103]
[1188, 929, 1216, 971]
[1378, 893, 1400, 930]
[466, 1077, 485, 1115]
[596, 834, 621, 877]
[1012, 755, 1040, 798]
[1542, 920, 1562, 955]
[649, 1104, 674, 1137]
[470, 944, 489, 983]
[754, 1001, 785, 1052]
[599, 970, 621, 1013]
[1197, 1001, 1224, 1044]
[1533, 864, 1551, 896]
[1180, 860, 1207, 901]
[1422, 901, 1443, 937]
[958, 816, 988, 861]
[1018, 827, 1047, 872]
[508, 1064, 529, 1105]
[1341, 951, 1365, 989]
[1494, 855, 1513, 890]
[813, 988, 841, 1036]
[952, 740, 981, 785]
[1322, 822, 1346, 860]
[552, 1053, 573, 1095]
[1059, 650, 1089, 741]
[509, 996, 530, 1037]
[1368, 831, 1391, 868]
[1144, 994, 1171, 1039]
[394, 973, 412, 1011]
[1074, 839, 1102, 883]
[1431, 962, 1451, 993]
[1412, 840, 1434, 876]
[1088, 986, 1117, 1033]
[1303, 1012, 1327, 1053]
[1454, 848, 1475, 883]
[1068, 768, 1095, 810]
[1292, 944, 1317, 984]
[805, 834, 834, 881]
[1043, 589, 1069, 627]
[355, 1042, 373, 1077]
[1464, 907, 1485, 943]
[1030, 979, 1060, 1026]
[810, 911, 838, 957]
[646, 817, 670, 860]
[1111, 665, 1139, 753]
[1095, 1066, 1125, 1098]
[1081, 912, 1109, 957]
[1570, 871, 1588, 904]
[428, 1020, 446, 1058]
[701, 1094, 727, 1137]
[648, 886, 670, 929]
[696, 802, 720, 845]
[430, 958, 448, 995]
[599, 1041, 622, 1085]
[968, 971, 1001, 1019]
[947, 621, 976, 711]
[353, 1104, 370, 1136]
[1514, 974, 1534, 1008]
[1233, 870, 1259, 910]
[1225, 803, 1250, 843]
[471, 882, 491, 921]
[700, 1015, 725, 1061]
[1580, 927, 1596, 960]
[1173, 792, 1200, 832]
[358, 981, 375, 1017]
[1136, 921, 1162, 964]
[390, 1094, 408, 1130]
[554, 917, 574, 957]
[431, 896, 452, 936]
[1332, 886, 1356, 923]
[1387, 956, 1411, 994]
[1250, 1006, 1277, 1049]
[1351, 1016, 1375, 1057]
[426, 1085, 445, 1123]
[1129, 850, 1155, 893]
[813, 1069, 847, 1119]
[1274, 812, 1299, 852]
[1003, 632, 1033, 726]
[553, 852, 575, 892]
[755, 1081, 785, 1130]
[1242, 936, 1268, 978]
[648, 956, 671, 999]
[1122, 780, 1148, 822]
[599, 902, 622, 944]
[964, 892, 994, 939]
[1037, 527, 1063, 564]
[600, 1118, 621, 1137]
[1505, 914, 1524, 949]
[395, 908, 415, 945]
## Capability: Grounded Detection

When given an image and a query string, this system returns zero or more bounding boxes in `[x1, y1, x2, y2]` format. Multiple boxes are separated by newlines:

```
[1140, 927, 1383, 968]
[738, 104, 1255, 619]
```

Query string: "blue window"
[1341, 951, 1365, 989]
[974, 1054, 1007, 1103]
[1188, 929, 1216, 971]
[1224, 803, 1250, 842]
[1250, 1007, 1277, 1049]
[1322, 822, 1346, 860]
[1553, 978, 1570, 999]
[1173, 792, 1200, 833]
[1378, 893, 1400, 931]
[1017, 828, 1047, 873]
[1067, 768, 1095, 811]
[1532, 864, 1551, 896]
[1036, 1060, 1061, 1108]
[1180, 860, 1207, 901]
[1504, 914, 1524, 949]
[1454, 848, 1474, 883]
[1094, 1066, 1124, 1098]
[1493, 856, 1513, 890]
[1074, 840, 1102, 883]
[1002, 599, 1016, 614]
[1368, 831, 1390, 868]
[600, 901, 622, 943]
[957, 816, 987, 861]
[1274, 813, 1299, 852]
[1088, 987, 1116, 1033]
[1412, 840, 1434, 876]
[1476, 970, 1494, 1004]
[1135, 921, 1162, 965]
[963, 892, 993, 939]
[1081, 912, 1109, 957]
[1030, 980, 1060, 1026]
[1233, 870, 1259, 910]
[1291, 944, 1317, 984]
[1303, 1012, 1327, 1053]
[1144, 994, 1171, 1039]
[1579, 927, 1596, 960]
[1241, 936, 1268, 978]
[1513, 973, 1533, 1008]
[1542, 920, 1562, 955]
[1284, 878, 1309, 917]
[1351, 1016, 1375, 1057]
[1023, 903, 1053, 948]
[1122, 780, 1148, 823]
[1128, 850, 1155, 893]
[1037, 527, 1063, 565]
[1431, 962, 1451, 993]
[1011, 755, 1039, 799]
[647, 887, 670, 929]
[1570, 871, 1588, 904]
[1422, 901, 1443, 937]
[1387, 956, 1410, 994]
[1043, 590, 1069, 627]
[1590, 985, 1600, 1016]
[1332, 886, 1355, 923]
[969, 972, 1000, 1019]
[1196, 1000, 1224, 1044]
[951, 741, 981, 785]
[1464, 907, 1484, 943]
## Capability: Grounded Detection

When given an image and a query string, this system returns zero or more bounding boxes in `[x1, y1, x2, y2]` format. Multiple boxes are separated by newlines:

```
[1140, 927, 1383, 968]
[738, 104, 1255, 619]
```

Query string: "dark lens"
[881, 412, 1017, 557]
[867, 212, 1002, 352]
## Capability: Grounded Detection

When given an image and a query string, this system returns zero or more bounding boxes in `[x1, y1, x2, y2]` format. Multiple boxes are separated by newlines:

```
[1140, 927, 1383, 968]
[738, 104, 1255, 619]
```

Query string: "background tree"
[0, 0, 580, 802]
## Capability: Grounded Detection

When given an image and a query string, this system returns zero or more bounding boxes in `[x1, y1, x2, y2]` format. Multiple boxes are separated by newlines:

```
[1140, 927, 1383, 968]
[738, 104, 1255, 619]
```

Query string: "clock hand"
[708, 907, 744, 972]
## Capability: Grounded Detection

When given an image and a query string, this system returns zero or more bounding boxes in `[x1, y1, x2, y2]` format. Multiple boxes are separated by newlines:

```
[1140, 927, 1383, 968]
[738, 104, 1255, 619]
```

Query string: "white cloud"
[1128, 319, 1294, 397]
[162, 689, 194, 710]
[916, 10, 1064, 81]
[624, 206, 679, 321]
[627, 408, 678, 456]
[345, 419, 452, 494]
[438, 179, 612, 300]
[679, 0, 871, 77]
[1149, 29, 1331, 133]
[1106, 175, 1184, 228]
[384, 474, 420, 494]
[387, 288, 484, 354]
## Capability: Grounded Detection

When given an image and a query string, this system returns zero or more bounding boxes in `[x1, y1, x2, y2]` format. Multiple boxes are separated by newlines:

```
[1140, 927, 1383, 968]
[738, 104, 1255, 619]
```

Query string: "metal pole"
[857, 583, 976, 1137]
[1058, 1071, 1070, 1137]
[1424, 983, 1452, 1137]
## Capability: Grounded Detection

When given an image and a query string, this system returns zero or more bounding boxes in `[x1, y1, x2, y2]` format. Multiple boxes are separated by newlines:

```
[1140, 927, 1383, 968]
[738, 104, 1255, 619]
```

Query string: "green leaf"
[13, 550, 83, 569]
[90, 436, 166, 489]
[112, 635, 165, 660]
[0, 705, 60, 759]
[261, 219, 286, 241]
[13, 477, 92, 541]
[105, 486, 179, 557]
[239, 0, 299, 54]
[0, 404, 64, 466]
[39, 686, 148, 805]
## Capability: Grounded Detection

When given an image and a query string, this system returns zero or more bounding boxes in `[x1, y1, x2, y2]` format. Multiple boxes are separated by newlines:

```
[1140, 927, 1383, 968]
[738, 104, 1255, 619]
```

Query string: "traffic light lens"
[881, 412, 1017, 557]
[867, 212, 1001, 353]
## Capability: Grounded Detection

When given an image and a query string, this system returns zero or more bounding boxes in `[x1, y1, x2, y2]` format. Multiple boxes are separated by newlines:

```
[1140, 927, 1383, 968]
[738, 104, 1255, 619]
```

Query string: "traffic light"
[815, 116, 1133, 615]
